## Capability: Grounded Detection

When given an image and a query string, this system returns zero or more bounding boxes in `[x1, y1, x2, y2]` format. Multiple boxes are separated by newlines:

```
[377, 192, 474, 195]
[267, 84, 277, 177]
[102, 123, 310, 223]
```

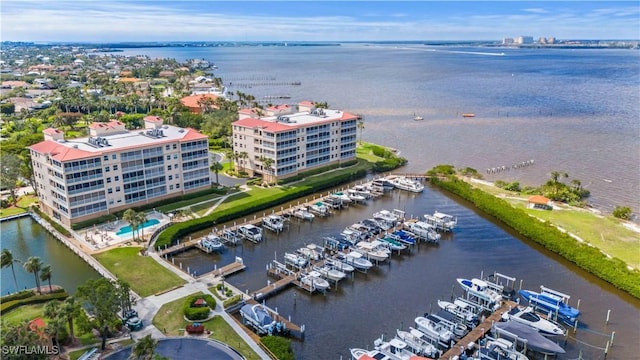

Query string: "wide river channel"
[168, 180, 640, 360]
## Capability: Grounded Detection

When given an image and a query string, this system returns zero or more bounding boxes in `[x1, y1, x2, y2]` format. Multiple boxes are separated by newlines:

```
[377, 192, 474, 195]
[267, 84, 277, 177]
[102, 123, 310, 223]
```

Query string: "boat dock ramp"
[195, 256, 246, 279]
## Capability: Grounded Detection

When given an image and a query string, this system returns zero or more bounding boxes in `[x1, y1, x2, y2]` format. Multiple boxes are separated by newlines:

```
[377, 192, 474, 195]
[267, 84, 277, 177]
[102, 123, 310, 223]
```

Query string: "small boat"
[239, 303, 287, 336]
[414, 113, 424, 121]
[349, 348, 395, 360]
[415, 314, 454, 346]
[296, 244, 324, 261]
[346, 189, 367, 202]
[221, 229, 240, 245]
[299, 270, 330, 291]
[462, 113, 475, 118]
[262, 214, 285, 232]
[292, 206, 315, 221]
[391, 230, 416, 245]
[313, 264, 346, 282]
[283, 252, 308, 268]
[405, 221, 436, 240]
[424, 211, 457, 231]
[237, 224, 262, 242]
[379, 234, 408, 251]
[457, 278, 503, 310]
[501, 305, 567, 337]
[373, 209, 399, 226]
[518, 286, 580, 323]
[309, 202, 330, 216]
[396, 329, 440, 358]
[479, 338, 529, 360]
[198, 234, 225, 253]
[493, 320, 566, 355]
[324, 257, 355, 273]
[437, 298, 480, 326]
[374, 337, 433, 360]
[333, 191, 353, 203]
[354, 241, 390, 262]
[323, 236, 351, 251]
[336, 251, 373, 271]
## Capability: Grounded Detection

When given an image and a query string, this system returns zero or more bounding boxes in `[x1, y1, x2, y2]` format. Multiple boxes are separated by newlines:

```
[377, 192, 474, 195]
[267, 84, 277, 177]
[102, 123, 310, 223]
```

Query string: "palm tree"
[122, 209, 139, 242]
[239, 151, 249, 173]
[262, 157, 274, 184]
[210, 161, 223, 185]
[43, 300, 65, 348]
[135, 212, 148, 243]
[23, 256, 43, 295]
[231, 152, 240, 172]
[1, 249, 21, 293]
[40, 264, 53, 293]
[356, 119, 365, 144]
[130, 334, 158, 360]
[59, 296, 82, 343]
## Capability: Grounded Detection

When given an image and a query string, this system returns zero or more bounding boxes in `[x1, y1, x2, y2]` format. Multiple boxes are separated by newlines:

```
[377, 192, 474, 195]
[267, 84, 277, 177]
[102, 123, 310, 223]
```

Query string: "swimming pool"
[116, 219, 160, 236]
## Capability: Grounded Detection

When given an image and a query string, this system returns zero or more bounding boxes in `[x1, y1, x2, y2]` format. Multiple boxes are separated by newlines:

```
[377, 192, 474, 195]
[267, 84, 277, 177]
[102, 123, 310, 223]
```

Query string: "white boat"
[457, 278, 503, 310]
[313, 264, 346, 282]
[396, 329, 440, 358]
[239, 303, 286, 335]
[283, 252, 308, 268]
[405, 221, 435, 240]
[341, 227, 365, 244]
[501, 305, 567, 337]
[262, 214, 285, 232]
[351, 185, 372, 198]
[346, 189, 367, 202]
[221, 229, 240, 245]
[424, 211, 457, 231]
[296, 244, 323, 261]
[333, 191, 353, 203]
[374, 337, 433, 360]
[437, 298, 480, 326]
[309, 202, 330, 216]
[379, 235, 407, 252]
[237, 224, 263, 242]
[354, 241, 389, 262]
[292, 207, 315, 221]
[336, 251, 373, 271]
[373, 209, 399, 224]
[299, 270, 330, 291]
[391, 176, 424, 193]
[198, 234, 224, 252]
[324, 257, 355, 273]
[372, 178, 395, 191]
[480, 338, 529, 360]
[414, 314, 454, 345]
[350, 348, 394, 360]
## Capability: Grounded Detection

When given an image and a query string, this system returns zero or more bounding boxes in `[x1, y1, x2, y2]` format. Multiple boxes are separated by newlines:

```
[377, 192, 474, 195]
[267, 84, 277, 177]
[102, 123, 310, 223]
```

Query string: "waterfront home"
[528, 195, 552, 210]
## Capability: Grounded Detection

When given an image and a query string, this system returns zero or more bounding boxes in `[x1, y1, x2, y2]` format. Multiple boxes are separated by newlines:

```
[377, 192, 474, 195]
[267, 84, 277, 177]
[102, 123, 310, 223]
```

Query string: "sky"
[1, 1, 639, 43]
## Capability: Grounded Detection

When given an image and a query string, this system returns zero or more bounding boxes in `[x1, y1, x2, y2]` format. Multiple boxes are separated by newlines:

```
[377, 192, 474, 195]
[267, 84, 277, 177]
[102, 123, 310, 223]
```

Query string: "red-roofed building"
[29, 119, 210, 226]
[180, 94, 219, 113]
[528, 195, 552, 210]
[231, 101, 358, 181]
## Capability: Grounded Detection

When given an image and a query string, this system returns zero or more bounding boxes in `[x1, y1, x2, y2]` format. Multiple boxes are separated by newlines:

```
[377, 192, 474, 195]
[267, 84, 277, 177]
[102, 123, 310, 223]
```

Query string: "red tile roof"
[298, 100, 314, 107]
[181, 128, 209, 141]
[43, 128, 62, 135]
[266, 104, 290, 112]
[233, 118, 294, 132]
[144, 116, 163, 123]
[30, 140, 97, 161]
[180, 94, 219, 109]
[528, 195, 550, 204]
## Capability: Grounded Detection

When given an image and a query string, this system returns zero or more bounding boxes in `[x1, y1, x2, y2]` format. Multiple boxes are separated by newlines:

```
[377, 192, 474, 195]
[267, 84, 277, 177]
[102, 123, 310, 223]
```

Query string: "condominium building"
[231, 101, 359, 180]
[29, 117, 210, 226]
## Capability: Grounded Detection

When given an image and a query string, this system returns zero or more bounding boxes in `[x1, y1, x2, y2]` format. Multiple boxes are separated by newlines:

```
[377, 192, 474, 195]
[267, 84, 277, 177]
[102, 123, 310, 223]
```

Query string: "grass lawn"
[152, 293, 260, 360]
[1, 303, 45, 325]
[156, 193, 223, 213]
[356, 142, 386, 163]
[94, 247, 186, 297]
[466, 179, 640, 268]
[0, 194, 38, 218]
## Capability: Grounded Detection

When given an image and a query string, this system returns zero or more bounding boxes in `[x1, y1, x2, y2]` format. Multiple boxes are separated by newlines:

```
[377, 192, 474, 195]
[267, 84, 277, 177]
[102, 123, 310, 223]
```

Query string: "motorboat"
[373, 209, 399, 226]
[292, 207, 315, 221]
[424, 211, 457, 231]
[297, 244, 323, 261]
[360, 219, 383, 235]
[518, 286, 580, 323]
[323, 236, 351, 251]
[372, 177, 395, 191]
[379, 234, 408, 252]
[396, 329, 440, 358]
[283, 252, 308, 268]
[479, 338, 529, 360]
[374, 337, 434, 360]
[493, 320, 566, 355]
[336, 251, 373, 272]
[198, 234, 224, 253]
[333, 191, 353, 203]
[313, 264, 346, 282]
[354, 241, 390, 262]
[309, 202, 330, 216]
[324, 257, 355, 273]
[221, 229, 240, 245]
[405, 221, 435, 239]
[437, 298, 480, 326]
[323, 195, 343, 209]
[351, 184, 373, 199]
[414, 314, 454, 346]
[239, 303, 286, 336]
[237, 224, 262, 242]
[262, 214, 285, 232]
[350, 348, 394, 360]
[390, 176, 424, 193]
[346, 189, 367, 202]
[299, 270, 330, 291]
[457, 278, 503, 310]
[391, 230, 416, 245]
[501, 305, 567, 337]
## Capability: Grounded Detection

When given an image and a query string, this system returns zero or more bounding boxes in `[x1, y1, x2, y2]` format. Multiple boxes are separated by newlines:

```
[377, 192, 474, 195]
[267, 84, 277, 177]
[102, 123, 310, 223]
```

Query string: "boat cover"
[493, 321, 566, 354]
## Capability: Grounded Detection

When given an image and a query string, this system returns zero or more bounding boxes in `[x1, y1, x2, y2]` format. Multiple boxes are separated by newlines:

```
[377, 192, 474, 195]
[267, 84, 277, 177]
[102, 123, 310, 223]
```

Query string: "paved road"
[102, 337, 244, 360]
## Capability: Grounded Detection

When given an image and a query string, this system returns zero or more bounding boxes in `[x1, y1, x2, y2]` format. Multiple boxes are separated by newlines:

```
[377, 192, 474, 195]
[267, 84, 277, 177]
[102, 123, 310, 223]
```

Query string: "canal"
[0, 216, 100, 295]
[167, 183, 640, 360]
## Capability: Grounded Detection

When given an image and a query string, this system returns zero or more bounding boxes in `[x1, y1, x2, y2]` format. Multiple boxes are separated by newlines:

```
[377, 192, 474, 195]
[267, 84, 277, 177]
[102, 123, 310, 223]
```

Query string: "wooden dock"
[440, 300, 517, 359]
[197, 257, 246, 279]
[244, 298, 303, 334]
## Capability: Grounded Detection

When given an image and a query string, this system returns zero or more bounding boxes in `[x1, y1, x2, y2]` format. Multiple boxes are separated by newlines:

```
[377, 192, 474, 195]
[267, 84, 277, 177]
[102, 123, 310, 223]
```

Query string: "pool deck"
[78, 211, 171, 253]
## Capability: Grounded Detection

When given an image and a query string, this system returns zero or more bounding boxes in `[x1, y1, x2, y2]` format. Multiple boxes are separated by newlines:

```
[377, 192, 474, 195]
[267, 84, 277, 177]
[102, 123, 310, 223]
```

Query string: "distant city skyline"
[1, 1, 639, 43]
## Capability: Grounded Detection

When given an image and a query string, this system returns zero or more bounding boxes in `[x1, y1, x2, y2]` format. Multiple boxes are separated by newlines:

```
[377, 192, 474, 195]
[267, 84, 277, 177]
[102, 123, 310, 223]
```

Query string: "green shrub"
[261, 336, 294, 360]
[0, 291, 69, 315]
[0, 290, 35, 303]
[222, 295, 243, 308]
[612, 206, 632, 220]
[30, 206, 71, 236]
[182, 294, 216, 321]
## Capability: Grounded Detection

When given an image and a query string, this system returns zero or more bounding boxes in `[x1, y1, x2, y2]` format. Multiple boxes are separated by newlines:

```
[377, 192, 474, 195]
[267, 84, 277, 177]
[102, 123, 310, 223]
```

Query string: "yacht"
[390, 176, 424, 193]
[493, 321, 566, 355]
[262, 214, 285, 232]
[296, 244, 324, 261]
[373, 209, 399, 227]
[372, 177, 395, 191]
[405, 221, 435, 240]
[237, 224, 262, 242]
[501, 305, 567, 336]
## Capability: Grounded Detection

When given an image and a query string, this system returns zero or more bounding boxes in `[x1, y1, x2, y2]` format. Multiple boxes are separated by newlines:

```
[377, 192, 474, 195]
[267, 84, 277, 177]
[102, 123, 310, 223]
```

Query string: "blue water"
[118, 44, 640, 216]
[115, 218, 160, 236]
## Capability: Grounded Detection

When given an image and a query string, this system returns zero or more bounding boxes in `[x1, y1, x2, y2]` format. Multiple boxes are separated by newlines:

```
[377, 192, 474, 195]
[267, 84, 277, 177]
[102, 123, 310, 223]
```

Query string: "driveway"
[102, 337, 244, 360]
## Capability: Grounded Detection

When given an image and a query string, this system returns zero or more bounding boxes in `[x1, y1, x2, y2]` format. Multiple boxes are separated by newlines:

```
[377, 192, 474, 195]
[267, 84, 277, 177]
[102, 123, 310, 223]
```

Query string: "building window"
[108, 188, 113, 194]
[104, 155, 108, 161]
[105, 166, 110, 172]
[115, 176, 119, 181]
[167, 165, 172, 171]
[176, 184, 180, 189]
[169, 185, 174, 190]
[173, 154, 178, 159]
[166, 145, 170, 150]
[112, 154, 117, 160]
[113, 165, 118, 170]
[168, 175, 173, 180]
[116, 186, 121, 192]
[107, 177, 111, 183]
[172, 144, 177, 149]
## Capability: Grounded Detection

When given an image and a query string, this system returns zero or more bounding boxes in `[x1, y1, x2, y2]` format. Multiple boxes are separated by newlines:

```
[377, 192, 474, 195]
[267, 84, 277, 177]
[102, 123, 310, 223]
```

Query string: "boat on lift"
[501, 305, 567, 337]
[518, 286, 580, 323]
[262, 214, 285, 232]
[335, 251, 373, 272]
[457, 278, 503, 311]
[299, 270, 330, 291]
